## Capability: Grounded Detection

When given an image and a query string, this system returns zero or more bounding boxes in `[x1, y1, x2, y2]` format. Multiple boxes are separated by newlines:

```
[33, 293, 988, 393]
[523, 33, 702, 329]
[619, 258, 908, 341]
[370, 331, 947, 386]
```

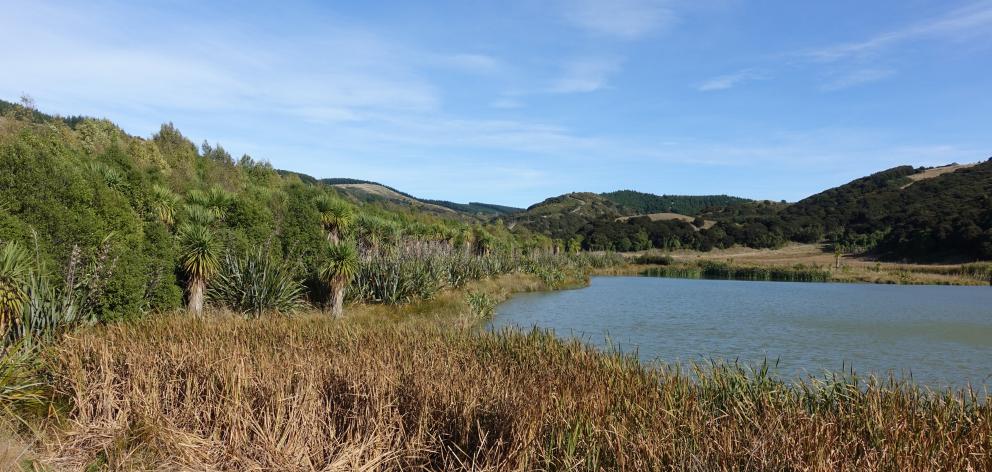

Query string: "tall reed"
[46, 315, 992, 471]
[643, 261, 830, 283]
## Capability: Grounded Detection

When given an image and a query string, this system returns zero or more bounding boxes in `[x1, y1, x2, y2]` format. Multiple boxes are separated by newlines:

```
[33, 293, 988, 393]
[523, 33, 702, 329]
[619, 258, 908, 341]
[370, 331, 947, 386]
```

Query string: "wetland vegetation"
[1, 99, 990, 470]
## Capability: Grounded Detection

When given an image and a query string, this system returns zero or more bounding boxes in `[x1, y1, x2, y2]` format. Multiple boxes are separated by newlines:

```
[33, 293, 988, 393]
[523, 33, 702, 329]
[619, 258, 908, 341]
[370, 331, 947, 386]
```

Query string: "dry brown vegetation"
[38, 312, 991, 471]
[16, 274, 987, 471]
[901, 163, 978, 188]
[0, 272, 985, 470]
[661, 243, 991, 285]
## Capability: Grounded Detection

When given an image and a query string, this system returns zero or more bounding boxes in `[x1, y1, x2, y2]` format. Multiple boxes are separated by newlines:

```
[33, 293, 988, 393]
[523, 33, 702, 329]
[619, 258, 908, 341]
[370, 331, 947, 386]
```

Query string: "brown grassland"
[657, 243, 992, 285]
[0, 272, 984, 471]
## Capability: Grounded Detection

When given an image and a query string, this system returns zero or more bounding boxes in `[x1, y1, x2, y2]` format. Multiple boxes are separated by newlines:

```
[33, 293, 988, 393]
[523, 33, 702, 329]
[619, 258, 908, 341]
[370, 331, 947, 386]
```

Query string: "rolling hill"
[602, 191, 750, 216]
[274, 175, 522, 218]
[3, 98, 988, 261]
[505, 192, 633, 238]
[502, 160, 991, 260]
[780, 161, 992, 260]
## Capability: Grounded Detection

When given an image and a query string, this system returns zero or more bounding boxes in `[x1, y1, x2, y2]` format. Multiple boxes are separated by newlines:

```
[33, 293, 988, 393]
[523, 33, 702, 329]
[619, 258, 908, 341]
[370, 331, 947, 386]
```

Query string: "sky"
[3, 0, 991, 207]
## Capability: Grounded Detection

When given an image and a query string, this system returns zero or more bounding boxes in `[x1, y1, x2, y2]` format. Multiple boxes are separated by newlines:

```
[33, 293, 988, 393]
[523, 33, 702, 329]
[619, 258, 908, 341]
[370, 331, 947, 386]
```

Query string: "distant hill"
[4, 97, 987, 261]
[508, 191, 752, 241]
[505, 161, 991, 259]
[275, 175, 522, 218]
[505, 193, 633, 238]
[523, 192, 631, 218]
[602, 191, 750, 216]
[780, 161, 992, 260]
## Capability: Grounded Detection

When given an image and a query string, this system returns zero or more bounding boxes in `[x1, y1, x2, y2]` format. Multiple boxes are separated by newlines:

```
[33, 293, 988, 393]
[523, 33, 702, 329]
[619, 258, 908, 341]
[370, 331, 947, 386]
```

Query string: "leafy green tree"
[0, 242, 31, 335]
[314, 195, 354, 244]
[355, 214, 398, 253]
[150, 184, 180, 227]
[182, 204, 216, 227]
[205, 187, 234, 220]
[453, 226, 474, 254]
[473, 228, 495, 256]
[177, 225, 220, 316]
[318, 242, 358, 318]
[566, 236, 582, 254]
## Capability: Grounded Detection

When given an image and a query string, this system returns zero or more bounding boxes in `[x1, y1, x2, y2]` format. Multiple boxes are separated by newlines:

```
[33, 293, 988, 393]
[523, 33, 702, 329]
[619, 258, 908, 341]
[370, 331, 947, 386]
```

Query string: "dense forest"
[780, 164, 992, 260]
[0, 100, 567, 322]
[2, 96, 988, 327]
[508, 164, 992, 261]
[601, 190, 750, 216]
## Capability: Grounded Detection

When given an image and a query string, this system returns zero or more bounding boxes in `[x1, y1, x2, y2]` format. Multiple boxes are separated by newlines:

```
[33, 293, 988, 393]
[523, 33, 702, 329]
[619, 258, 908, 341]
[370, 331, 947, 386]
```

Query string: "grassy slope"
[321, 177, 521, 217]
[520, 192, 630, 218]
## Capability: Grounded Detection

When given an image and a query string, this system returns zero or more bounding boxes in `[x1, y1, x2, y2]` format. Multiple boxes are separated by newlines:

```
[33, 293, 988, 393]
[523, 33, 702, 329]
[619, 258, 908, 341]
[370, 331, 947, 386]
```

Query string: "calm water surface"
[489, 277, 992, 388]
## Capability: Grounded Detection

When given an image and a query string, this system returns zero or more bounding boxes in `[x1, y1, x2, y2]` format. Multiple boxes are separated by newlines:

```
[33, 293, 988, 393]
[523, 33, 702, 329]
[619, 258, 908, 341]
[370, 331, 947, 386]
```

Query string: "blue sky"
[3, 0, 991, 207]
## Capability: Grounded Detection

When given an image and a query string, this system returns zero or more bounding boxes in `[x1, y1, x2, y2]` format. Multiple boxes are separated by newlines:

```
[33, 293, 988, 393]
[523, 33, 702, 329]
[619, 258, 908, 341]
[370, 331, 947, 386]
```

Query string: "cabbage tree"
[177, 225, 220, 316]
[318, 242, 358, 318]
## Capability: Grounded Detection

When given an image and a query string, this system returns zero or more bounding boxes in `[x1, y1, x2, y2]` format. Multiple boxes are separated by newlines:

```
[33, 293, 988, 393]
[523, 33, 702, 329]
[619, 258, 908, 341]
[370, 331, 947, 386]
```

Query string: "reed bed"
[642, 261, 830, 283]
[44, 314, 991, 471]
[351, 248, 622, 305]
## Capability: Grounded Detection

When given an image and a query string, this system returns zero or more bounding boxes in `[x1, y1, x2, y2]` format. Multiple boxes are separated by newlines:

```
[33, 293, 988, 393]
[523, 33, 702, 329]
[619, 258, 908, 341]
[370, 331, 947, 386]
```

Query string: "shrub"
[634, 253, 673, 265]
[211, 249, 305, 317]
[465, 291, 497, 318]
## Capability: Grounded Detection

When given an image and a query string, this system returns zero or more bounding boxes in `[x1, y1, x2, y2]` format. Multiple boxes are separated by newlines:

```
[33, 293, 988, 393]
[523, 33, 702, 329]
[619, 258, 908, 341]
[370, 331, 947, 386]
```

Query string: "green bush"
[211, 249, 306, 317]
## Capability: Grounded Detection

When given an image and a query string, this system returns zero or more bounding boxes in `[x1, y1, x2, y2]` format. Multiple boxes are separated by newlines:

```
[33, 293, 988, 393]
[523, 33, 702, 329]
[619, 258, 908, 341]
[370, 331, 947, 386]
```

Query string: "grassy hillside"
[602, 190, 750, 216]
[319, 177, 521, 217]
[522, 192, 630, 218]
[504, 193, 632, 244]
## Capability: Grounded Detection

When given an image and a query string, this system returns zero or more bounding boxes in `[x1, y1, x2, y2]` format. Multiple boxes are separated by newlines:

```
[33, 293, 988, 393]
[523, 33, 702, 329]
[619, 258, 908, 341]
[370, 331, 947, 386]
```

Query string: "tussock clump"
[46, 314, 992, 471]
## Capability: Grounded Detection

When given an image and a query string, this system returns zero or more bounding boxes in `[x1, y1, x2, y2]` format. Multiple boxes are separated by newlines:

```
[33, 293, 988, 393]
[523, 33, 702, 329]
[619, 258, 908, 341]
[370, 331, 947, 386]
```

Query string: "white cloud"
[821, 68, 895, 91]
[560, 0, 675, 39]
[0, 1, 450, 124]
[806, 1, 992, 62]
[697, 69, 766, 92]
[549, 58, 621, 93]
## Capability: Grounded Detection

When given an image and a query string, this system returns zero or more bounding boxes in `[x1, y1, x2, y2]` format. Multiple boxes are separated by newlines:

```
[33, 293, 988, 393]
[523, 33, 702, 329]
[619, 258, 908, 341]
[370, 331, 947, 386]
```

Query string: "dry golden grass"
[656, 244, 990, 285]
[902, 163, 977, 188]
[37, 297, 992, 470]
[0, 431, 32, 471]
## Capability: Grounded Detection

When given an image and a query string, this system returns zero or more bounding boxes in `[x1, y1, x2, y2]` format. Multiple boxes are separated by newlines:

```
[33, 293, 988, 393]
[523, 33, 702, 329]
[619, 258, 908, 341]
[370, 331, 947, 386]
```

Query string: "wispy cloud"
[697, 69, 766, 92]
[806, 1, 992, 62]
[549, 58, 621, 93]
[559, 0, 675, 39]
[821, 68, 895, 91]
[0, 4, 450, 121]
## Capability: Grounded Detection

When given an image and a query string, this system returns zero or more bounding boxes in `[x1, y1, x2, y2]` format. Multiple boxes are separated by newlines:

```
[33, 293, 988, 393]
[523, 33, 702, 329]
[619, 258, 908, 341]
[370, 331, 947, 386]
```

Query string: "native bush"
[210, 248, 306, 317]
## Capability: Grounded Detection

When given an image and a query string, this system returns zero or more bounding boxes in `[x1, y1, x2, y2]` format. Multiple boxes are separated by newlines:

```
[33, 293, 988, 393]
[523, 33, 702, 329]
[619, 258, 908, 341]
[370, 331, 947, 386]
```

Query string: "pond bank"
[595, 261, 991, 285]
[7, 271, 992, 470]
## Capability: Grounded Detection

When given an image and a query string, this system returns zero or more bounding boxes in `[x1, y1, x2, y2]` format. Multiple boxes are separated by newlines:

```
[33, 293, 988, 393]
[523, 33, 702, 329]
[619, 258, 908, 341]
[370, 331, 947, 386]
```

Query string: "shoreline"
[6, 269, 992, 469]
[594, 261, 991, 286]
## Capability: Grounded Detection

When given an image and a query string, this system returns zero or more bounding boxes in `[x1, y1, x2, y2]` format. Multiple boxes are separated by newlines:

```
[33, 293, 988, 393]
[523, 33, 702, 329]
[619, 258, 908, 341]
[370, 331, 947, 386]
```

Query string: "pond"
[489, 276, 992, 388]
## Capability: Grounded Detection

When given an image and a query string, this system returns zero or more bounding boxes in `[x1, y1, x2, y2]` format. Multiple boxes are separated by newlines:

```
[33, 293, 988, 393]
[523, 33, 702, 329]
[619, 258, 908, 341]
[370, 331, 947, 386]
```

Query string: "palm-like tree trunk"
[329, 276, 346, 318]
[326, 229, 340, 245]
[188, 277, 205, 316]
